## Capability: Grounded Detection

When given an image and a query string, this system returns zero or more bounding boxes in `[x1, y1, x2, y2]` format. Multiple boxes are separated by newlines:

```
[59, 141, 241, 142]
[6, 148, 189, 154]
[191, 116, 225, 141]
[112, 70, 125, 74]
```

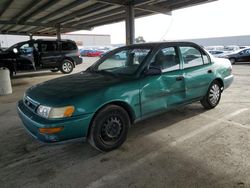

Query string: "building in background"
[0, 33, 111, 48]
[184, 35, 250, 47]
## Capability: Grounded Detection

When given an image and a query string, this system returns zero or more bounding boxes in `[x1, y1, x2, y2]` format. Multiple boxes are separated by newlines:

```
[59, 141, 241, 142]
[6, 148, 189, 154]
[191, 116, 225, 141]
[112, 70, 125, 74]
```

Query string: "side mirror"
[144, 66, 162, 76]
[13, 48, 18, 54]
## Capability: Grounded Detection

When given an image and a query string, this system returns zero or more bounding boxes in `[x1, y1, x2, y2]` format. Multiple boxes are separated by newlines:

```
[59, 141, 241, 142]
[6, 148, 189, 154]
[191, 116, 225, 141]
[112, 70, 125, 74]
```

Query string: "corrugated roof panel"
[0, 0, 217, 36]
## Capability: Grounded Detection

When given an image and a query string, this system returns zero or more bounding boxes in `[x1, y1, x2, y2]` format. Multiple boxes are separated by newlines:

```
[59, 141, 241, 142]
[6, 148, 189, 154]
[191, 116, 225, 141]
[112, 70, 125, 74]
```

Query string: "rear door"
[179, 45, 214, 101]
[140, 46, 186, 116]
[39, 41, 61, 67]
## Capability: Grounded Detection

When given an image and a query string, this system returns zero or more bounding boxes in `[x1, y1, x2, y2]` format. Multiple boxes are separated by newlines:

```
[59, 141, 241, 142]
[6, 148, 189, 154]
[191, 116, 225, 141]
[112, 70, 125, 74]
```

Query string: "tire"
[60, 59, 74, 74]
[88, 105, 130, 152]
[229, 58, 236, 64]
[200, 80, 222, 109]
[50, 68, 59, 72]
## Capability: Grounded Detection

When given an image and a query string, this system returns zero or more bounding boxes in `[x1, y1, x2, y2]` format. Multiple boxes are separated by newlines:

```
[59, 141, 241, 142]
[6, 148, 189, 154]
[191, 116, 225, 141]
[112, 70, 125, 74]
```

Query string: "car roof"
[125, 41, 201, 48]
[16, 39, 75, 43]
[35, 39, 75, 42]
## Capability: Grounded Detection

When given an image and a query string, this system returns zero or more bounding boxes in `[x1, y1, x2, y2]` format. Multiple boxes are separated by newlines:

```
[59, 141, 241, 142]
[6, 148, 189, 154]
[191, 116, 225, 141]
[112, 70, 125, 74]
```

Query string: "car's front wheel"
[60, 60, 74, 74]
[200, 80, 222, 109]
[88, 105, 130, 152]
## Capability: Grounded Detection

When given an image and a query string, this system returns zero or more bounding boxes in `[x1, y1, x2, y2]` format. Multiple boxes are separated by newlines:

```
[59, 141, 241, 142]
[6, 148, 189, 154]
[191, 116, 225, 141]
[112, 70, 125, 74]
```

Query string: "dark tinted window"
[62, 41, 77, 51]
[41, 41, 58, 52]
[241, 49, 250, 54]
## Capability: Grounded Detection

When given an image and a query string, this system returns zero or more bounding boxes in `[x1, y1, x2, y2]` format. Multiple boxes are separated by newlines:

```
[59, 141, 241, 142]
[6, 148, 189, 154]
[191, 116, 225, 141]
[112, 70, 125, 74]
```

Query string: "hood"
[26, 71, 125, 105]
[0, 51, 14, 59]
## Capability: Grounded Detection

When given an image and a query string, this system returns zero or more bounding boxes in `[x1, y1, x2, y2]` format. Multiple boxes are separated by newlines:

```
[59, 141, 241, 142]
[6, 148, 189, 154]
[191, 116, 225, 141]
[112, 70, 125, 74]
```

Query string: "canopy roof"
[0, 0, 217, 36]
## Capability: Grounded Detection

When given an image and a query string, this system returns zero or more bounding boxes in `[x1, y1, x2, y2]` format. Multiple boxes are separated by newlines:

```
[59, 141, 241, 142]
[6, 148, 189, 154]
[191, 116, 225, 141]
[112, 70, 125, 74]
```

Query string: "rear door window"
[180, 46, 209, 68]
[62, 42, 77, 51]
[41, 41, 58, 52]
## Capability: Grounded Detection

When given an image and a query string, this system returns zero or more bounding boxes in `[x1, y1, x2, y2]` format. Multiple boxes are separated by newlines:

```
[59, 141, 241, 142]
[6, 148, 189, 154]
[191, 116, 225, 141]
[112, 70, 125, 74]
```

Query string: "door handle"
[207, 69, 213, 73]
[176, 75, 184, 81]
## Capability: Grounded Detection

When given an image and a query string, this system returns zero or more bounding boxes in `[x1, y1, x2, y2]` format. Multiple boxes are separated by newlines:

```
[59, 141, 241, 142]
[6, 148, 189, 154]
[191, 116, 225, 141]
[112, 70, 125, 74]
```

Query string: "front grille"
[23, 96, 39, 112]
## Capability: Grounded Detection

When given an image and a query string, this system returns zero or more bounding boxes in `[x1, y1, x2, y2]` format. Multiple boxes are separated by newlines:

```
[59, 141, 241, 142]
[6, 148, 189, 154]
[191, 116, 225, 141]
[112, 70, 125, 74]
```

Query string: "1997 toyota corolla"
[17, 42, 234, 151]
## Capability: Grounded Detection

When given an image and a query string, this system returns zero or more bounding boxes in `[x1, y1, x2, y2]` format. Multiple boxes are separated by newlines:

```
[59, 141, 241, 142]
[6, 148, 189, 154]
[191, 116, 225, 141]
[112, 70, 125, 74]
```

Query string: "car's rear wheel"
[88, 105, 130, 152]
[200, 80, 222, 109]
[229, 58, 236, 64]
[60, 60, 74, 74]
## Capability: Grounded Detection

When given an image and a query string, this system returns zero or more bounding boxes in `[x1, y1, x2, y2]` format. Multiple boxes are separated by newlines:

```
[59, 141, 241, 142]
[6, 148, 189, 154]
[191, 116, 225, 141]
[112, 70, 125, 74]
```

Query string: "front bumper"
[17, 100, 93, 143]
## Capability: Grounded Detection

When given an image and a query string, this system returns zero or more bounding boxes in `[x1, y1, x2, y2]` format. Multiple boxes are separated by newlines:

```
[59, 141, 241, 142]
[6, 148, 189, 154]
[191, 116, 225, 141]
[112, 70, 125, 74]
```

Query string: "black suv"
[0, 39, 82, 77]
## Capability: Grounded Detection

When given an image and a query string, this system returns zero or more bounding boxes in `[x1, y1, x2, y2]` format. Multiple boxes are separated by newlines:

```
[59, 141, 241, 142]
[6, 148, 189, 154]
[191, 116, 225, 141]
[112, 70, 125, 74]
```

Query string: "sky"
[72, 0, 250, 44]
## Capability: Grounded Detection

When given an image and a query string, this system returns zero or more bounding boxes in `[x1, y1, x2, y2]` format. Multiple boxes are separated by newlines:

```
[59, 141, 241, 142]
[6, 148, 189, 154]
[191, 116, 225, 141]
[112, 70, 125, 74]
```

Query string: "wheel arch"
[214, 78, 224, 91]
[86, 100, 136, 138]
[60, 57, 75, 67]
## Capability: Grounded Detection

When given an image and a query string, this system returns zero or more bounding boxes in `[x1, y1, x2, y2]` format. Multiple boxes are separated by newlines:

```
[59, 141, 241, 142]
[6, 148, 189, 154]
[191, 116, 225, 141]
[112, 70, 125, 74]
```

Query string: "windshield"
[90, 47, 151, 75]
[6, 43, 20, 51]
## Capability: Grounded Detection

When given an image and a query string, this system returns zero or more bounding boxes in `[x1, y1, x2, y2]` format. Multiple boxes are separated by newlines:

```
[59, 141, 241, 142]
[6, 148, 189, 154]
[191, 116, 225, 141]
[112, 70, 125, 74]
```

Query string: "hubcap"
[100, 116, 122, 144]
[62, 62, 72, 72]
[209, 84, 220, 105]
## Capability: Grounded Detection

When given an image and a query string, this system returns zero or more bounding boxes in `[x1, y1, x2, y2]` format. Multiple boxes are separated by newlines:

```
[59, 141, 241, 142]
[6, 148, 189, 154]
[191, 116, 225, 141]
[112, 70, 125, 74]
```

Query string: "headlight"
[37, 105, 75, 119]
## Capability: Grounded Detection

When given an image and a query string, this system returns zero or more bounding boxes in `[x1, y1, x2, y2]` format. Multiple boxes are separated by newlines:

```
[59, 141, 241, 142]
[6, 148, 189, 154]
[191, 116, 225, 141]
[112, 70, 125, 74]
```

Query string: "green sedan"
[17, 42, 234, 151]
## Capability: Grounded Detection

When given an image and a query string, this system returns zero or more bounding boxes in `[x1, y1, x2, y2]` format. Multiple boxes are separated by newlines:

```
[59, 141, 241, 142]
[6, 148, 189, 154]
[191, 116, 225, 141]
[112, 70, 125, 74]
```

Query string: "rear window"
[62, 42, 77, 51]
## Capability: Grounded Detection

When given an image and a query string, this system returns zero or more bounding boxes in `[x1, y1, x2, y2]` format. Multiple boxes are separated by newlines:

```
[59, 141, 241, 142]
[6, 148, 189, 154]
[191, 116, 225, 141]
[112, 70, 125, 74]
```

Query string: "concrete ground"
[0, 58, 250, 188]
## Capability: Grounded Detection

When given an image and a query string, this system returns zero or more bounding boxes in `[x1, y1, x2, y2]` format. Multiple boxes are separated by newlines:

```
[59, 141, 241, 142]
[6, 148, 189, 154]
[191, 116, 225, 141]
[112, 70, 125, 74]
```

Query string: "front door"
[16, 42, 35, 70]
[140, 46, 186, 117]
[238, 49, 250, 62]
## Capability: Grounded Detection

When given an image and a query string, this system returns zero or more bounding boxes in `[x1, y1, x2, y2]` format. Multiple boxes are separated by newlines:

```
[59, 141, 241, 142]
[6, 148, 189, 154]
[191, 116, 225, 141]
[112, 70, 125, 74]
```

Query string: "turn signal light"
[39, 127, 64, 134]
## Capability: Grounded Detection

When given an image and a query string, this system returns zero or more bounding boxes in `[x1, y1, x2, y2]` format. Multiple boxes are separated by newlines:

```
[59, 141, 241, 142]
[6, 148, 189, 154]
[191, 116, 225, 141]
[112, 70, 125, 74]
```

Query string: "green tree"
[135, 36, 146, 43]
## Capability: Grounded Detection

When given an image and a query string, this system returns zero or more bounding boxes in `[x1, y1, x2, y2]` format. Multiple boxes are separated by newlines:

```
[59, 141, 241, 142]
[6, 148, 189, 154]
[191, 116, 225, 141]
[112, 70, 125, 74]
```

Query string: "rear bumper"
[17, 100, 93, 143]
[224, 75, 234, 90]
[74, 56, 82, 65]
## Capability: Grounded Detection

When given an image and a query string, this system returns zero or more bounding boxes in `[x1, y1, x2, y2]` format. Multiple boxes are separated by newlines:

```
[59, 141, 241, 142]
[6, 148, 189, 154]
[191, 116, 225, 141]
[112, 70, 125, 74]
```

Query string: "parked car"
[17, 42, 234, 151]
[0, 39, 82, 77]
[219, 48, 250, 64]
[80, 48, 94, 56]
[86, 50, 103, 57]
[224, 45, 240, 52]
[208, 50, 225, 57]
[205, 46, 224, 51]
[239, 46, 250, 49]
